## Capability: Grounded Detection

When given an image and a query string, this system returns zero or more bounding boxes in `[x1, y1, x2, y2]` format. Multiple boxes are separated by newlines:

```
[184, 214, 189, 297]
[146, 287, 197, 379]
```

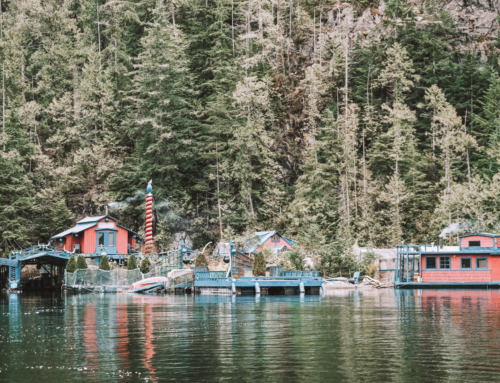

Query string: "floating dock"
[194, 271, 324, 295]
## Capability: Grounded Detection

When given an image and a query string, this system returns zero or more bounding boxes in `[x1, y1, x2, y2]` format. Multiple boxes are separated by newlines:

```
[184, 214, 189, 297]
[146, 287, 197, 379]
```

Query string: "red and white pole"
[145, 180, 153, 243]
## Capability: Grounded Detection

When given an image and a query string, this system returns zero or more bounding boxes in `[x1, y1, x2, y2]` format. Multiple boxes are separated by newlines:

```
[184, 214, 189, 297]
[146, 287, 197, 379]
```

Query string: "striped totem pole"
[145, 180, 153, 244]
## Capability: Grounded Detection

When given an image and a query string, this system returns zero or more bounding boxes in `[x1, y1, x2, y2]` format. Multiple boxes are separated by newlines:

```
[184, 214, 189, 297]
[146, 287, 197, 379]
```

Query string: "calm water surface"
[1, 289, 500, 382]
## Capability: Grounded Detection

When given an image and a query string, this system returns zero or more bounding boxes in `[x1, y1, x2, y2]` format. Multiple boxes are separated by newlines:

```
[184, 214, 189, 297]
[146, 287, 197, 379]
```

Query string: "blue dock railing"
[195, 271, 227, 281]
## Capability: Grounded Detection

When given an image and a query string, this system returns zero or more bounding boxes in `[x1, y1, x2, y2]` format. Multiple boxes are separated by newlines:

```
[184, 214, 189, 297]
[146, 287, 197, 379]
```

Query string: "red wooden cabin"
[50, 215, 139, 260]
[420, 233, 500, 283]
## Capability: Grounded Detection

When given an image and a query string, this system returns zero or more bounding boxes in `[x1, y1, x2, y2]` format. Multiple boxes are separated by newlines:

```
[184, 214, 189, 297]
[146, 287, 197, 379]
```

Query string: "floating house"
[212, 231, 295, 259]
[396, 233, 500, 288]
[50, 215, 139, 262]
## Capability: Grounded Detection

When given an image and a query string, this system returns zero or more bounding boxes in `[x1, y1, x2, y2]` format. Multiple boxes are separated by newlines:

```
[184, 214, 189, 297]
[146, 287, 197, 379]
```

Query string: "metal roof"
[459, 232, 498, 238]
[76, 215, 121, 224]
[51, 223, 97, 239]
[246, 231, 296, 253]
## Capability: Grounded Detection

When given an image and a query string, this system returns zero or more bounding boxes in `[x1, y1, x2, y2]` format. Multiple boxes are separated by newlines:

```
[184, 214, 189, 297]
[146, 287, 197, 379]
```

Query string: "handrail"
[195, 271, 227, 281]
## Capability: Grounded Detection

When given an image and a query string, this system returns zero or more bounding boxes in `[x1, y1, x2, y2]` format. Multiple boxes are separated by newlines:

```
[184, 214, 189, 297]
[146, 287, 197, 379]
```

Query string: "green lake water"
[1, 289, 500, 382]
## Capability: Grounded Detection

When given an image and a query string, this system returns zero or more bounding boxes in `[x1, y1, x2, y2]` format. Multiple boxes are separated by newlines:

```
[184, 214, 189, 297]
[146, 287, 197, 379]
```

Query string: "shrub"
[66, 255, 76, 273]
[253, 252, 266, 276]
[140, 257, 151, 274]
[363, 262, 378, 278]
[195, 252, 208, 267]
[76, 255, 88, 269]
[127, 254, 138, 270]
[99, 255, 111, 271]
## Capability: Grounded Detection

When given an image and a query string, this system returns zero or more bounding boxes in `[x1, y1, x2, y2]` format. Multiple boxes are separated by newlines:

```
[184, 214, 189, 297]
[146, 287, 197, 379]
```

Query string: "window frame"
[440, 256, 451, 269]
[108, 232, 115, 247]
[426, 256, 437, 269]
[98, 232, 105, 246]
[476, 258, 488, 269]
[461, 257, 472, 269]
[271, 234, 280, 243]
[469, 240, 481, 247]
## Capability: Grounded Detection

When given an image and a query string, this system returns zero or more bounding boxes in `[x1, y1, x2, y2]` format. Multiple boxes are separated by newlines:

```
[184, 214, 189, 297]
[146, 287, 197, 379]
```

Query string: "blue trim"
[426, 256, 437, 269]
[423, 268, 491, 271]
[94, 228, 118, 232]
[477, 257, 488, 269]
[439, 256, 451, 269]
[461, 257, 472, 269]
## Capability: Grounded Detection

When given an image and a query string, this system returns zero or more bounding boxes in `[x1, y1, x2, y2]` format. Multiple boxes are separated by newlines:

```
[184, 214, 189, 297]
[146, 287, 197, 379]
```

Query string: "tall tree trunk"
[73, 66, 80, 120]
[216, 142, 223, 239]
[258, 0, 263, 39]
[96, 0, 101, 54]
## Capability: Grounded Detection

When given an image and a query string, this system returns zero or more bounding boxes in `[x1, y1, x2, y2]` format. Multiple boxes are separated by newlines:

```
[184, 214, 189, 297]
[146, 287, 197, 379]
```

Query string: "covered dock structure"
[4, 245, 72, 290]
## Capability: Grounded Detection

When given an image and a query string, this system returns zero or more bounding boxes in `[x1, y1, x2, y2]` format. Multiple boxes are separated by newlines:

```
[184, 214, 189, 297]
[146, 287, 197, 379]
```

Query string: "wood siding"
[460, 235, 493, 248]
[258, 237, 293, 252]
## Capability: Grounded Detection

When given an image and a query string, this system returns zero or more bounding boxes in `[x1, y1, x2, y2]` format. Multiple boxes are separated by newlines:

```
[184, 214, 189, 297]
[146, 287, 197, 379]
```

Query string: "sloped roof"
[246, 231, 296, 253]
[77, 215, 118, 224]
[51, 223, 97, 239]
[460, 232, 498, 238]
[52, 215, 138, 239]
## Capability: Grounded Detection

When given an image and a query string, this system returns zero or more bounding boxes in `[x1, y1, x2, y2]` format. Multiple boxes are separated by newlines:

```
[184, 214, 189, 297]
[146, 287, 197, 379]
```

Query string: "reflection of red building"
[84, 305, 99, 373]
[421, 233, 500, 283]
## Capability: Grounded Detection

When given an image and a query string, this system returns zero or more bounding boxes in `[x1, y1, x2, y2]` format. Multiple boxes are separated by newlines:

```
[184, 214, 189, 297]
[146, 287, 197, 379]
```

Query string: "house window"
[108, 232, 115, 247]
[98, 232, 105, 246]
[440, 257, 450, 269]
[477, 258, 487, 269]
[461, 258, 472, 269]
[426, 257, 437, 269]
[469, 241, 481, 247]
[271, 234, 280, 242]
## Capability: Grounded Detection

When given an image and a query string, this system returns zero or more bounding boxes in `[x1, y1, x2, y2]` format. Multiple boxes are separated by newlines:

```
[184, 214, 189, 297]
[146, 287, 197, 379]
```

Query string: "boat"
[128, 276, 168, 293]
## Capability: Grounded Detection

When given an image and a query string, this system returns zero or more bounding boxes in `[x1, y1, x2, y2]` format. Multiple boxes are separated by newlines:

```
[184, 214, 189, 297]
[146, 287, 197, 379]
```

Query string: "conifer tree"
[195, 252, 209, 267]
[127, 254, 138, 270]
[99, 255, 111, 271]
[66, 256, 77, 273]
[253, 252, 266, 276]
[76, 255, 88, 270]
[140, 257, 151, 274]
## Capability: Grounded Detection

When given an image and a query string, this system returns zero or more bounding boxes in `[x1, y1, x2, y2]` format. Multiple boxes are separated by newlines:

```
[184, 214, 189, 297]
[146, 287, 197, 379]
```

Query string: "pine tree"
[99, 255, 111, 271]
[66, 256, 77, 273]
[140, 257, 151, 274]
[127, 254, 138, 270]
[195, 252, 209, 267]
[252, 252, 266, 276]
[76, 255, 88, 270]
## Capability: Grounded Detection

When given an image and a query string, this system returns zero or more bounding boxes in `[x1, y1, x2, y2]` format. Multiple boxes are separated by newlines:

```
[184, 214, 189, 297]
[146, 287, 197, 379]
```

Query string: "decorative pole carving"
[145, 180, 153, 244]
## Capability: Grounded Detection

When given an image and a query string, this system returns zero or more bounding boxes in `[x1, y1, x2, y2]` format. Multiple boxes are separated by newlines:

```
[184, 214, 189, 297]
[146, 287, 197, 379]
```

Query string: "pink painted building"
[50, 215, 139, 259]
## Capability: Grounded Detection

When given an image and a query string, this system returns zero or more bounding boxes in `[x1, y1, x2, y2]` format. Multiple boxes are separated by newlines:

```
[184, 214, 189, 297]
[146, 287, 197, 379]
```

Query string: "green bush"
[127, 254, 138, 270]
[253, 252, 266, 276]
[76, 255, 88, 269]
[195, 252, 208, 267]
[99, 255, 111, 271]
[66, 255, 76, 273]
[140, 257, 151, 274]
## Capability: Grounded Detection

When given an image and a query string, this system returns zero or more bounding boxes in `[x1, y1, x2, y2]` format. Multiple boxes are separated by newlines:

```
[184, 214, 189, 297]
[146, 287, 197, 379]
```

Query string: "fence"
[65, 269, 144, 288]
[283, 271, 319, 277]
[195, 271, 227, 281]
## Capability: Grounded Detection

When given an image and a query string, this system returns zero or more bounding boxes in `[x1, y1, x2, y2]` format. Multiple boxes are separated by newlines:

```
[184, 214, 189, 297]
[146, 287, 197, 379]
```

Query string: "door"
[96, 231, 117, 255]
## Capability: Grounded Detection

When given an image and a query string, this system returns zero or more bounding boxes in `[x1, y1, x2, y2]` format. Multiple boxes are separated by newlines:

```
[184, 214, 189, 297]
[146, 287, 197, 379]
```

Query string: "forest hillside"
[1, 0, 500, 268]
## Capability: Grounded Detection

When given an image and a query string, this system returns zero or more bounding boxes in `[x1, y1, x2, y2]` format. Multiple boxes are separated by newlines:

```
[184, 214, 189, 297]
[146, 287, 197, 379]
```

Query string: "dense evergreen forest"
[2, 0, 500, 270]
